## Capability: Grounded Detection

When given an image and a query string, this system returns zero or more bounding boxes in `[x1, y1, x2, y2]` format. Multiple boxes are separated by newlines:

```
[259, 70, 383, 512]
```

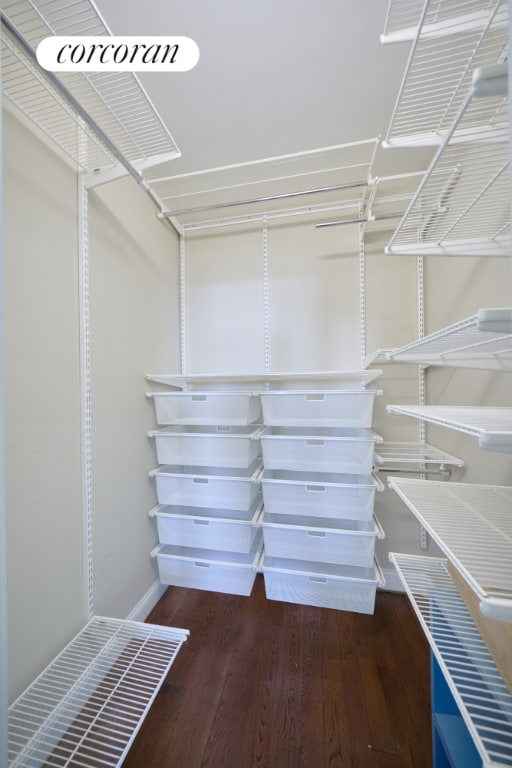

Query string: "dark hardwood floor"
[123, 576, 432, 768]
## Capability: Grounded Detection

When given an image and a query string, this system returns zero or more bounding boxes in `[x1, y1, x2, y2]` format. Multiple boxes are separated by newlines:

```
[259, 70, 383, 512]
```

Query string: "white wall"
[3, 108, 181, 701]
[89, 179, 181, 618]
[4, 110, 84, 701]
[185, 218, 360, 372]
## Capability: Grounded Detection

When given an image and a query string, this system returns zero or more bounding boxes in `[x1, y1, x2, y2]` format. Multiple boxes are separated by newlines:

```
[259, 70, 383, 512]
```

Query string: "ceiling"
[92, 0, 432, 181]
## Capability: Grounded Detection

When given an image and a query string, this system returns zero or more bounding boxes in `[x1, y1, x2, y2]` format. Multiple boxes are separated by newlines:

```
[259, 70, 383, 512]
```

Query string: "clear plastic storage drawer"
[149, 461, 263, 511]
[151, 533, 263, 596]
[149, 495, 263, 554]
[260, 426, 379, 474]
[261, 512, 383, 568]
[262, 555, 383, 614]
[260, 389, 378, 428]
[148, 391, 262, 426]
[261, 469, 379, 521]
[148, 424, 262, 468]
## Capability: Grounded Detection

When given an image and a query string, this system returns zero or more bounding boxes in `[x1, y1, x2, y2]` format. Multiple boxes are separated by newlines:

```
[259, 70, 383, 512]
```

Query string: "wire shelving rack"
[381, 0, 508, 148]
[389, 479, 512, 621]
[387, 308, 512, 370]
[389, 553, 512, 768]
[387, 404, 512, 453]
[1, 0, 181, 174]
[375, 441, 464, 475]
[8, 617, 189, 768]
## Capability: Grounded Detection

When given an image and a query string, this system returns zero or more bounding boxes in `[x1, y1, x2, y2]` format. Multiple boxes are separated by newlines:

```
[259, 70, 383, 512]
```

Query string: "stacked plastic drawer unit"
[147, 389, 264, 596]
[259, 387, 384, 614]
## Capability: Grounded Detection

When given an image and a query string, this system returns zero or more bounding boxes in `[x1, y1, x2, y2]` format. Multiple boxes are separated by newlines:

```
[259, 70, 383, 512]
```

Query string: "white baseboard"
[378, 568, 405, 593]
[126, 580, 167, 622]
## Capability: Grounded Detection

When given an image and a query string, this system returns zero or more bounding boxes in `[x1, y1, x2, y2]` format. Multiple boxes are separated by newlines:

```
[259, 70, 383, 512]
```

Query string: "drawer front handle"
[307, 530, 326, 537]
[305, 393, 325, 401]
[193, 478, 209, 484]
[305, 485, 326, 493]
[194, 561, 210, 568]
[191, 395, 207, 402]
[193, 519, 210, 526]
[308, 576, 327, 584]
[305, 439, 325, 447]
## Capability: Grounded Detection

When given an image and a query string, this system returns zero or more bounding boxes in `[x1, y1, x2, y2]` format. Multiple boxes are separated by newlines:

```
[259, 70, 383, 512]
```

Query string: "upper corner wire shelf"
[1, 0, 180, 173]
[389, 553, 512, 767]
[146, 139, 381, 230]
[387, 404, 512, 453]
[389, 479, 512, 621]
[385, 66, 510, 257]
[374, 441, 464, 466]
[382, 0, 508, 147]
[8, 616, 189, 768]
[387, 308, 512, 370]
[145, 369, 383, 391]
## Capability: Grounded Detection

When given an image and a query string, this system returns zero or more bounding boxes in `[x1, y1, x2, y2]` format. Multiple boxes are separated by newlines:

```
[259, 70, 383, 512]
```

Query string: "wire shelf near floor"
[375, 442, 464, 467]
[8, 616, 189, 768]
[387, 309, 512, 370]
[389, 478, 512, 621]
[1, 0, 181, 173]
[382, 0, 508, 147]
[387, 404, 512, 453]
[389, 553, 512, 767]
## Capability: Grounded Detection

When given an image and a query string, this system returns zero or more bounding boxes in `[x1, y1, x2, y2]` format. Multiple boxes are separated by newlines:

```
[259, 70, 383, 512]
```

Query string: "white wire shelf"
[382, 0, 508, 147]
[1, 0, 180, 174]
[385, 62, 510, 257]
[8, 616, 189, 768]
[387, 308, 512, 370]
[146, 369, 383, 391]
[147, 140, 381, 230]
[375, 441, 464, 466]
[389, 479, 512, 621]
[387, 404, 512, 453]
[389, 553, 512, 767]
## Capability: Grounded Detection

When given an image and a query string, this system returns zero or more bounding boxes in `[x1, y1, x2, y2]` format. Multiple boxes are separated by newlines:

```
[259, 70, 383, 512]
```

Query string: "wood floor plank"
[123, 578, 432, 768]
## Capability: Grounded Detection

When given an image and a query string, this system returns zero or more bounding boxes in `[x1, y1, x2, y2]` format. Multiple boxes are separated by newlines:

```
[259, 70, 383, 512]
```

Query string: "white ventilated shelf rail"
[8, 616, 188, 768]
[146, 369, 383, 391]
[382, 0, 508, 147]
[387, 308, 512, 369]
[387, 404, 512, 453]
[389, 553, 512, 767]
[1, 0, 181, 174]
[385, 60, 509, 258]
[389, 478, 512, 621]
[375, 442, 464, 466]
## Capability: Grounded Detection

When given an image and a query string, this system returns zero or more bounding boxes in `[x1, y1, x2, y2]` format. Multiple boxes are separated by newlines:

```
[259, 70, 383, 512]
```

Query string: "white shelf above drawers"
[146, 369, 383, 390]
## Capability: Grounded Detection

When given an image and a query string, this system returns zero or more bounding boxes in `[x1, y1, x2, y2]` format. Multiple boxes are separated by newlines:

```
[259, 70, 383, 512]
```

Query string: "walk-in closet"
[1, 1, 511, 766]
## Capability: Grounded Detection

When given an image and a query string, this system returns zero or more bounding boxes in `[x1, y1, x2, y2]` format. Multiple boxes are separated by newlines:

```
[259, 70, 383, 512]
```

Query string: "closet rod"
[316, 211, 403, 228]
[377, 466, 452, 478]
[159, 180, 369, 218]
[0, 12, 179, 233]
